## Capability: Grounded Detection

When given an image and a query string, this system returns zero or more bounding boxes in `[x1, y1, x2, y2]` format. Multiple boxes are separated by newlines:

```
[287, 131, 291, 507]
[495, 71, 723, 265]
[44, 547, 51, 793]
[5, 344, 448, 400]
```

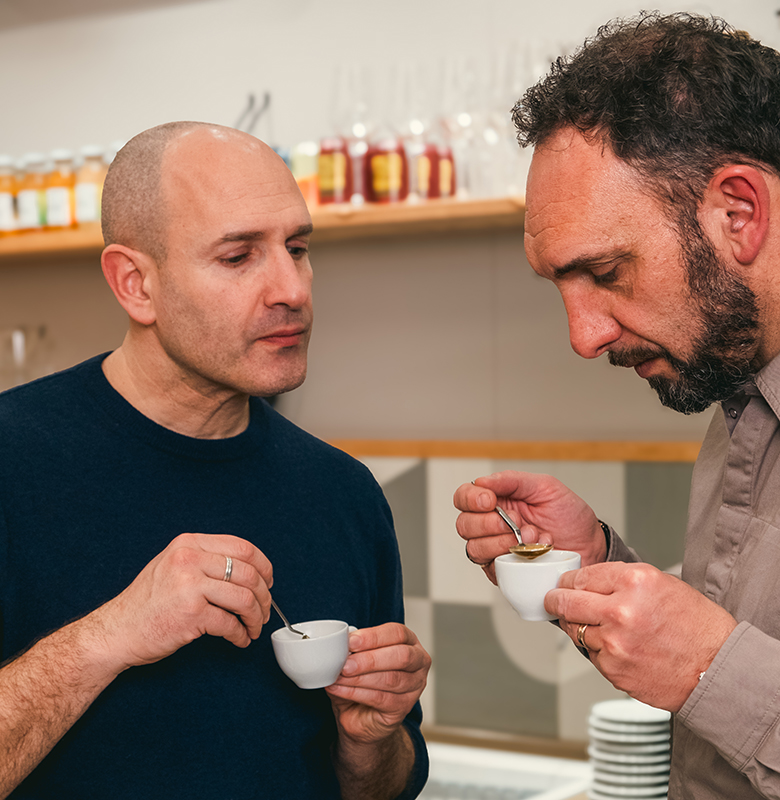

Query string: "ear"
[701, 165, 770, 265]
[101, 244, 158, 326]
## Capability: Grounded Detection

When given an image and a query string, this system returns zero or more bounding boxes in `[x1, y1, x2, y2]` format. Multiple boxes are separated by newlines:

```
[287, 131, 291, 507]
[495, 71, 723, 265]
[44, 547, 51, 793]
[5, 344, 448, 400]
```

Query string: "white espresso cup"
[495, 550, 581, 621]
[271, 619, 357, 690]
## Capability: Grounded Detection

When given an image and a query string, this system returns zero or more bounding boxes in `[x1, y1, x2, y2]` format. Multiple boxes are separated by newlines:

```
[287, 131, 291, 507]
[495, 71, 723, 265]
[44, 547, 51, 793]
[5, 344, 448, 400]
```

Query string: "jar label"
[318, 153, 347, 193]
[17, 190, 45, 228]
[46, 187, 73, 227]
[416, 155, 431, 197]
[439, 158, 454, 197]
[371, 153, 403, 199]
[0, 193, 15, 232]
[75, 182, 100, 222]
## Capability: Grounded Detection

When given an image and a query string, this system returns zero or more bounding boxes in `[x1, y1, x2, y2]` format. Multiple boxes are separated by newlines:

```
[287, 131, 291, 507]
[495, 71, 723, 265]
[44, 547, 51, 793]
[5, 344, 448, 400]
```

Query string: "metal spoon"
[271, 598, 310, 639]
[494, 504, 553, 560]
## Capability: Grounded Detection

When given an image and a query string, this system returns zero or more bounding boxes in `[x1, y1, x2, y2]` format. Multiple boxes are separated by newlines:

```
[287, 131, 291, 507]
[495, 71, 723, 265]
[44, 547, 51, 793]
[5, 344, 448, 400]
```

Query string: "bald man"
[0, 122, 429, 799]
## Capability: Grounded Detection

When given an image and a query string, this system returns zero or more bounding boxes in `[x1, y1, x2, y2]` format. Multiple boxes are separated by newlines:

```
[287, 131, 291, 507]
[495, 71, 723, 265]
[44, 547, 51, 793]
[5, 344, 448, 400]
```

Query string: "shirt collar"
[755, 352, 780, 422]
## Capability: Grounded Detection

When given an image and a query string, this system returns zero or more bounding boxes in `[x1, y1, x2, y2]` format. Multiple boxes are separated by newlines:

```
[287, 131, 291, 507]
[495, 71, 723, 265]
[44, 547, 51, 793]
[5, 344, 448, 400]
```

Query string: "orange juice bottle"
[290, 141, 319, 209]
[0, 155, 17, 236]
[46, 149, 76, 229]
[16, 154, 48, 231]
[74, 145, 108, 224]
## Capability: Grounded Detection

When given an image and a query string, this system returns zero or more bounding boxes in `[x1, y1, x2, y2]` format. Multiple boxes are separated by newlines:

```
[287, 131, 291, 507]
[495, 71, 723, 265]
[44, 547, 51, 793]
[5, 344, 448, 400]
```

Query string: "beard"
[608, 217, 760, 415]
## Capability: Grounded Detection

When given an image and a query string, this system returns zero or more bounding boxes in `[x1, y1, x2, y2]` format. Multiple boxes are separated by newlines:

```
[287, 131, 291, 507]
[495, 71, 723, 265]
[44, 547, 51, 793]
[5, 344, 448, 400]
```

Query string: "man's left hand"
[325, 623, 430, 744]
[546, 562, 738, 712]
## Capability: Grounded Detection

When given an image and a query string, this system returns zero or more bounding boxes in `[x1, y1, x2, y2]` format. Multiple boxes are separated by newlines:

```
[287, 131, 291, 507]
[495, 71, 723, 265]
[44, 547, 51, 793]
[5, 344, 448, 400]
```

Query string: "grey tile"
[384, 461, 428, 597]
[433, 602, 556, 738]
[625, 462, 693, 569]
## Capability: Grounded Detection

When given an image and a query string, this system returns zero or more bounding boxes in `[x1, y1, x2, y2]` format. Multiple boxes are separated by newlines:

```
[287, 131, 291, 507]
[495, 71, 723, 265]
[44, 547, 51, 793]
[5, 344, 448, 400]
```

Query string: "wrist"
[65, 608, 129, 683]
[333, 727, 412, 799]
[582, 519, 610, 566]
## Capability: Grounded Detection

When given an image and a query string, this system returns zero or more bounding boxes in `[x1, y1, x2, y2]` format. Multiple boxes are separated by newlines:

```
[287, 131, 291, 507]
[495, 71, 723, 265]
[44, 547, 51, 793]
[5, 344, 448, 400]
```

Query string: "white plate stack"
[587, 698, 671, 800]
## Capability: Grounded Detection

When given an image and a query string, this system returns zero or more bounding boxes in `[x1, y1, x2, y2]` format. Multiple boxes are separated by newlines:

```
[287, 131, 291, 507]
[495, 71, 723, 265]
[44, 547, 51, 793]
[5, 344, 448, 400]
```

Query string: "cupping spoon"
[271, 598, 310, 639]
[494, 504, 553, 560]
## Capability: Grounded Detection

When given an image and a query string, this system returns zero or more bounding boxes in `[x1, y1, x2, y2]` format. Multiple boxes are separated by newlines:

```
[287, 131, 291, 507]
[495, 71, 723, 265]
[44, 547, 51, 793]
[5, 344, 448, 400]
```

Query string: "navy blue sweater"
[0, 355, 427, 799]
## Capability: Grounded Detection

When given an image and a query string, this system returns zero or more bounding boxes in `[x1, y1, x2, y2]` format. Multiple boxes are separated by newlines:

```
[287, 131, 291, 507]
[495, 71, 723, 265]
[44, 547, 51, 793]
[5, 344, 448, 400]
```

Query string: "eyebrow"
[552, 248, 632, 280]
[217, 223, 314, 245]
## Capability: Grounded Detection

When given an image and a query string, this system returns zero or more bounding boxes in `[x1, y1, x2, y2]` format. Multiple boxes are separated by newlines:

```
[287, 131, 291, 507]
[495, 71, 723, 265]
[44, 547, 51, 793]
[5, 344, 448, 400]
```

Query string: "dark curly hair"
[512, 12, 780, 208]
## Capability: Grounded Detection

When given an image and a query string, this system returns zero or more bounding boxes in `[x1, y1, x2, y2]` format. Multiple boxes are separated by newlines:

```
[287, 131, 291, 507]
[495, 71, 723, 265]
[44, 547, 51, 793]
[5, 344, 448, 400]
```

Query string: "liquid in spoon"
[494, 504, 553, 560]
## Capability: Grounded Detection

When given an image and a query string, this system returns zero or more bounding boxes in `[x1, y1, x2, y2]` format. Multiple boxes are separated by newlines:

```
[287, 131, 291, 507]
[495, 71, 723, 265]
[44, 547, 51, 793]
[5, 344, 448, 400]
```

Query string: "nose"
[561, 288, 621, 359]
[264, 248, 312, 310]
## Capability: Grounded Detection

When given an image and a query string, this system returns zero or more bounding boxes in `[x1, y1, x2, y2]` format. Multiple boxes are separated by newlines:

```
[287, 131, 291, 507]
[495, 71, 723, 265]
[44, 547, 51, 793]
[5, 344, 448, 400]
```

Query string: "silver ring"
[223, 555, 233, 583]
[577, 623, 589, 650]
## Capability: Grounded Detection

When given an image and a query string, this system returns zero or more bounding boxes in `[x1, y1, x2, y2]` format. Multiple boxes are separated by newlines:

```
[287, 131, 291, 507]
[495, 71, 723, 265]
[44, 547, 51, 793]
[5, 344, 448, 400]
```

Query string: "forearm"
[0, 614, 118, 797]
[333, 725, 416, 800]
[679, 622, 780, 797]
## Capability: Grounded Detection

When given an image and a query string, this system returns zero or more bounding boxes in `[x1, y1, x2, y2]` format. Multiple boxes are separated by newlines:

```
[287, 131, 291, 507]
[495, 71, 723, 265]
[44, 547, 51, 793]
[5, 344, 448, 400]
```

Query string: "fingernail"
[342, 657, 357, 675]
[478, 494, 491, 510]
[348, 633, 361, 650]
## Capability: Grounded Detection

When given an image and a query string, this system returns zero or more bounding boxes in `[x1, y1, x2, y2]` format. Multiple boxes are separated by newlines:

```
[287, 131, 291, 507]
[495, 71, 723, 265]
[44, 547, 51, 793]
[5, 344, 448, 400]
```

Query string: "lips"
[258, 327, 307, 347]
[634, 358, 660, 378]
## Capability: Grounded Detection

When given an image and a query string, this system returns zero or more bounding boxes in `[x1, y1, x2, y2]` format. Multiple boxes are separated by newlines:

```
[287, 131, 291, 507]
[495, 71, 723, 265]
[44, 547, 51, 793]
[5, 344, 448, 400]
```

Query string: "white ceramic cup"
[495, 550, 582, 621]
[271, 619, 357, 690]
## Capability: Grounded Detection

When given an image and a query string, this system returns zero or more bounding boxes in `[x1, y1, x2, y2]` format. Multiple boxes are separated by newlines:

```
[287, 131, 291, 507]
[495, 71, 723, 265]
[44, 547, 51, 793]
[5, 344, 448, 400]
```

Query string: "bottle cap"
[79, 144, 105, 158]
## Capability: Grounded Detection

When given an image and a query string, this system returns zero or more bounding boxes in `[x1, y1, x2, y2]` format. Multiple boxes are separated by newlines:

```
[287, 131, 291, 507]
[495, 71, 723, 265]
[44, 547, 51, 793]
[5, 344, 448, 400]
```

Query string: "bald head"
[101, 121, 281, 264]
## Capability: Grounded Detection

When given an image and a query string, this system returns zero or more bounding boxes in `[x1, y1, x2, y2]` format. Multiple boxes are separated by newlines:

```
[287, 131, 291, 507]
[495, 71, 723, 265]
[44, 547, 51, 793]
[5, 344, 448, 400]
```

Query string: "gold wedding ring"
[577, 622, 589, 649]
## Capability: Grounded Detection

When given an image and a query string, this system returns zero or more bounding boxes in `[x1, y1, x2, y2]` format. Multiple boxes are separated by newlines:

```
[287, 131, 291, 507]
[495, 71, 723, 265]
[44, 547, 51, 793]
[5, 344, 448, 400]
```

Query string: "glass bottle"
[318, 134, 353, 205]
[0, 155, 17, 235]
[46, 149, 76, 229]
[16, 154, 48, 231]
[74, 145, 108, 224]
[365, 122, 408, 204]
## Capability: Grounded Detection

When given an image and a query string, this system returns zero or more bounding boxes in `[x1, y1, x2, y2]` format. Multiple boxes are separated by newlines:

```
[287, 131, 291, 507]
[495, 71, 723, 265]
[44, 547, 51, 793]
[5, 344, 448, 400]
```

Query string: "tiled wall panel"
[361, 455, 693, 743]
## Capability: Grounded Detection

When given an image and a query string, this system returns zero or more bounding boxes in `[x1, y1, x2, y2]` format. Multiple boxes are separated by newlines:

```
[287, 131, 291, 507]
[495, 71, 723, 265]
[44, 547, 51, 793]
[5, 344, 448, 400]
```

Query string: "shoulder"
[0, 355, 107, 441]
[257, 400, 378, 479]
[255, 400, 391, 518]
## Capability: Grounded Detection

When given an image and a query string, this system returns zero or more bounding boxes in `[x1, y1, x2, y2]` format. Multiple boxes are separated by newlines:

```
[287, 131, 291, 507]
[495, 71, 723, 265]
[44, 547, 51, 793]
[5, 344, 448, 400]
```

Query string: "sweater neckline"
[76, 353, 269, 461]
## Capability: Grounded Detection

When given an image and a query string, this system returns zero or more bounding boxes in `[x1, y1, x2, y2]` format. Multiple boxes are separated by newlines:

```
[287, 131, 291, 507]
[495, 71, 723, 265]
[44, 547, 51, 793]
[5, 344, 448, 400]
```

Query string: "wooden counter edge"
[329, 439, 701, 463]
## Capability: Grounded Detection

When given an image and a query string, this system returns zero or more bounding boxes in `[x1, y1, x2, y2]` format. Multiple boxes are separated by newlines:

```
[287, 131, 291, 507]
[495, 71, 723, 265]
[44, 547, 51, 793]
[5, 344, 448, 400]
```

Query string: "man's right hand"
[92, 533, 273, 674]
[453, 470, 607, 584]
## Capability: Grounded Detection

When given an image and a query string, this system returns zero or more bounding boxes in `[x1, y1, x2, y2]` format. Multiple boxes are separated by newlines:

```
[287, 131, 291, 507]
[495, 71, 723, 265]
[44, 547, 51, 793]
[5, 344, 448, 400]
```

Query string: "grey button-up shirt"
[608, 354, 780, 799]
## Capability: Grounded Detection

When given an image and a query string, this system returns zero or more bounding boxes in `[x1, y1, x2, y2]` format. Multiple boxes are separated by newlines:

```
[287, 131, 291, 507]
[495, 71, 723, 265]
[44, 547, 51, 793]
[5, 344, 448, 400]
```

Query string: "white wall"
[0, 0, 777, 157]
[0, 0, 774, 443]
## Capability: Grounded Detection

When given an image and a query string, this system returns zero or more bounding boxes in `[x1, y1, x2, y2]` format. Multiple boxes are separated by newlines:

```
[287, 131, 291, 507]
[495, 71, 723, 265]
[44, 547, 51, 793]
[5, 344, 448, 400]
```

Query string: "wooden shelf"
[0, 197, 525, 264]
[310, 196, 525, 242]
[329, 439, 702, 462]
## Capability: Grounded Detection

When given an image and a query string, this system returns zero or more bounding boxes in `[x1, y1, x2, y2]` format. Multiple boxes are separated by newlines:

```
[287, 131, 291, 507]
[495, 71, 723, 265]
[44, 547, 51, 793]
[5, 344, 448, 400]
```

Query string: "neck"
[102, 336, 250, 439]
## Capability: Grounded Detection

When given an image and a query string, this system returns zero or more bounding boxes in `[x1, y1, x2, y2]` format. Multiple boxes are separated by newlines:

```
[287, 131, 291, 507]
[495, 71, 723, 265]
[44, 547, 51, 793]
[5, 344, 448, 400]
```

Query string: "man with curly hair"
[455, 13, 780, 798]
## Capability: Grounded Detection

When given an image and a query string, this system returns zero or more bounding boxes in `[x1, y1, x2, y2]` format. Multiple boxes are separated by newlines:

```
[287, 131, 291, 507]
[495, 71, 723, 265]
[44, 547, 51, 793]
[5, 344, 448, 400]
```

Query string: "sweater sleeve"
[678, 621, 780, 799]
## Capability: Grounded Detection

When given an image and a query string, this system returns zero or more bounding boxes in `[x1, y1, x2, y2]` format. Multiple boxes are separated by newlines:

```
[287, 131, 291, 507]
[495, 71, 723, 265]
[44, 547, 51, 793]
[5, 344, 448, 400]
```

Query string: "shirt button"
[729, 408, 739, 419]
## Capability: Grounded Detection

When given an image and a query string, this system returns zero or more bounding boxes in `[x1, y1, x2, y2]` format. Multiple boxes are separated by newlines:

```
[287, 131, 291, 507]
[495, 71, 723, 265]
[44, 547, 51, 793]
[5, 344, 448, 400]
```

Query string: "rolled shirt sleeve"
[678, 621, 780, 798]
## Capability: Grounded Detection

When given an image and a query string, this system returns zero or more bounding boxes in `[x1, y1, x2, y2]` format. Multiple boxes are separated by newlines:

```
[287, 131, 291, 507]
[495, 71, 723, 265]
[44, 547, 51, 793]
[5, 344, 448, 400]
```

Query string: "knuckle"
[235, 586, 256, 614]
[386, 670, 407, 691]
[168, 545, 198, 570]
[173, 532, 199, 548]
[397, 646, 416, 672]
[230, 538, 256, 563]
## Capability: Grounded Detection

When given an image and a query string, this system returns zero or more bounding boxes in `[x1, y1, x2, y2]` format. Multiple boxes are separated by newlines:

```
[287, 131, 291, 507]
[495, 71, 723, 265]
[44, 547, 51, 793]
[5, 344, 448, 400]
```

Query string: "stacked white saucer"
[587, 698, 671, 800]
